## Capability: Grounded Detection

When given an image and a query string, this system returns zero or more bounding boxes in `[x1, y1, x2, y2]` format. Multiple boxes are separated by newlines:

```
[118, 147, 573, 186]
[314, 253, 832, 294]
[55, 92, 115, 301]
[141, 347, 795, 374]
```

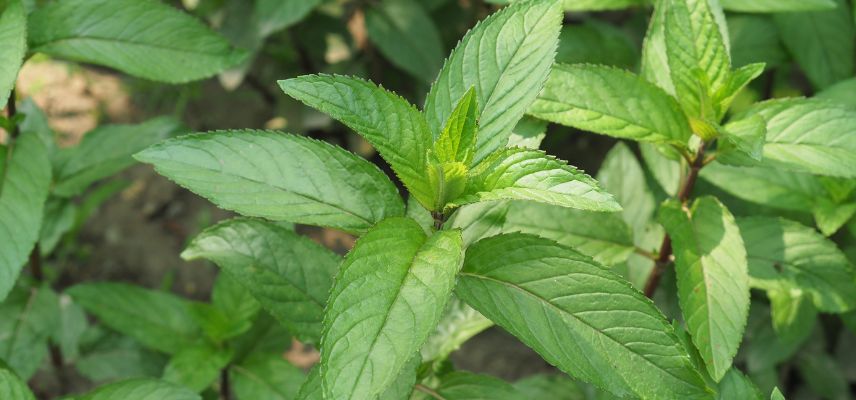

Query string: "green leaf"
[641, 143, 683, 196]
[448, 148, 620, 212]
[75, 378, 201, 400]
[38, 198, 76, 256]
[427, 160, 469, 211]
[716, 368, 762, 400]
[770, 387, 785, 400]
[597, 142, 658, 238]
[27, 0, 247, 83]
[0, 365, 34, 400]
[774, 0, 855, 90]
[75, 335, 167, 383]
[52, 293, 87, 362]
[721, 0, 836, 12]
[295, 365, 322, 400]
[659, 197, 749, 381]
[512, 374, 588, 399]
[424, 0, 562, 164]
[507, 117, 547, 149]
[817, 77, 856, 109]
[0, 0, 26, 106]
[487, 0, 646, 12]
[365, 0, 444, 82]
[182, 218, 338, 343]
[456, 233, 711, 399]
[449, 200, 634, 266]
[713, 63, 765, 118]
[136, 130, 404, 234]
[556, 21, 639, 68]
[727, 16, 786, 68]
[735, 98, 856, 178]
[433, 87, 478, 166]
[0, 286, 59, 380]
[433, 372, 520, 400]
[767, 289, 816, 347]
[320, 218, 463, 399]
[279, 75, 432, 206]
[0, 132, 51, 301]
[716, 114, 766, 166]
[53, 117, 182, 197]
[737, 217, 856, 313]
[420, 296, 492, 362]
[254, 0, 322, 36]
[68, 283, 200, 354]
[700, 164, 823, 213]
[162, 343, 232, 392]
[232, 352, 306, 400]
[378, 355, 419, 400]
[211, 273, 259, 337]
[530, 64, 692, 145]
[813, 197, 856, 236]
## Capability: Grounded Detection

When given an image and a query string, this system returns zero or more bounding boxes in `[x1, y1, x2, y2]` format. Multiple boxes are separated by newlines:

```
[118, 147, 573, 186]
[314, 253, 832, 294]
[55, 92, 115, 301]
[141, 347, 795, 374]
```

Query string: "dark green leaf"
[162, 343, 232, 392]
[0, 0, 25, 106]
[0, 286, 58, 380]
[365, 0, 444, 82]
[75, 378, 201, 400]
[232, 352, 306, 400]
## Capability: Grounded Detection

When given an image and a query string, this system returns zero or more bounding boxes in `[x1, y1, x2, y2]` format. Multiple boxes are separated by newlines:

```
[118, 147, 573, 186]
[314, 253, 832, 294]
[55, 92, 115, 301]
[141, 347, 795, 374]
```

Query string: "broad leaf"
[295, 366, 322, 400]
[716, 114, 766, 165]
[365, 0, 444, 82]
[433, 87, 478, 165]
[0, 286, 59, 380]
[0, 0, 25, 106]
[75, 378, 201, 400]
[68, 283, 200, 354]
[530, 64, 692, 145]
[457, 233, 711, 399]
[727, 16, 786, 68]
[424, 0, 562, 164]
[254, 0, 322, 36]
[767, 289, 816, 347]
[321, 218, 463, 399]
[659, 197, 750, 381]
[774, 0, 855, 90]
[0, 132, 51, 301]
[817, 77, 856, 109]
[716, 368, 763, 400]
[433, 372, 520, 400]
[641, 143, 683, 196]
[713, 63, 765, 118]
[53, 117, 182, 197]
[28, 0, 246, 83]
[136, 130, 404, 234]
[507, 117, 547, 149]
[737, 217, 856, 312]
[513, 374, 591, 399]
[448, 148, 621, 212]
[279, 75, 432, 206]
[162, 343, 232, 392]
[210, 273, 260, 338]
[232, 353, 306, 400]
[420, 296, 492, 362]
[182, 218, 338, 343]
[597, 142, 658, 238]
[721, 0, 836, 12]
[0, 366, 34, 400]
[74, 336, 167, 384]
[556, 20, 639, 68]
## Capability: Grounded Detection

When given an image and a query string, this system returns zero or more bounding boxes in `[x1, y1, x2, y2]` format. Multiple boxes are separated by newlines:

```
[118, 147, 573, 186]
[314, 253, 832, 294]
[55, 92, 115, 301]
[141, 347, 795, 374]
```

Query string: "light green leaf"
[641, 143, 683, 196]
[813, 197, 856, 236]
[433, 372, 519, 400]
[424, 0, 562, 164]
[365, 0, 443, 82]
[52, 293, 87, 362]
[530, 64, 692, 145]
[295, 366, 322, 400]
[727, 16, 786, 68]
[433, 87, 478, 165]
[232, 353, 306, 400]
[420, 296, 492, 362]
[254, 0, 322, 36]
[211, 273, 259, 337]
[75, 336, 167, 383]
[817, 77, 856, 108]
[736, 98, 856, 178]
[0, 0, 25, 106]
[182, 218, 338, 343]
[0, 366, 34, 400]
[507, 116, 547, 149]
[448, 147, 620, 212]
[136, 130, 404, 234]
[767, 289, 816, 347]
[75, 378, 201, 400]
[721, 0, 836, 12]
[487, 0, 647, 11]
[716, 114, 766, 165]
[279, 75, 431, 206]
[716, 368, 762, 400]
[597, 142, 658, 238]
[774, 0, 855, 90]
[737, 217, 856, 313]
[713, 63, 765, 118]
[377, 355, 419, 400]
[512, 374, 589, 399]
[456, 233, 712, 399]
[68, 283, 200, 354]
[162, 343, 232, 392]
[53, 117, 182, 197]
[770, 387, 785, 400]
[556, 21, 639, 68]
[28, 0, 246, 83]
[321, 218, 463, 399]
[700, 164, 823, 213]
[0, 132, 51, 301]
[0, 286, 58, 380]
[449, 200, 634, 266]
[659, 197, 749, 381]
[38, 198, 76, 256]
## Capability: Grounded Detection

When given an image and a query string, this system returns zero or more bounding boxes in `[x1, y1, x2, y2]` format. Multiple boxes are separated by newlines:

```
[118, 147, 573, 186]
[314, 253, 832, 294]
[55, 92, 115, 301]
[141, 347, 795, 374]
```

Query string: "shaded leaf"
[0, 0, 25, 106]
[75, 378, 201, 400]
[365, 0, 443, 82]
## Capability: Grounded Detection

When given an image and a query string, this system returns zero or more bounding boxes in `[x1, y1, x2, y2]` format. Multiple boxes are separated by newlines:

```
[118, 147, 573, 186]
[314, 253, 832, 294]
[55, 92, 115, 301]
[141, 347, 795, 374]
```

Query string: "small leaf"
[659, 197, 750, 381]
[716, 368, 763, 400]
[816, 77, 856, 108]
[721, 0, 836, 12]
[365, 0, 444, 82]
[424, 0, 562, 164]
[232, 353, 306, 400]
[448, 147, 621, 212]
[28, 0, 246, 83]
[433, 372, 520, 400]
[770, 387, 785, 400]
[162, 343, 232, 392]
[0, 366, 34, 400]
[0, 0, 26, 106]
[433, 87, 478, 165]
[530, 64, 692, 145]
[714, 63, 766, 118]
[427, 161, 469, 211]
[211, 273, 260, 337]
[728, 16, 786, 68]
[507, 117, 547, 149]
[75, 378, 201, 400]
[716, 114, 766, 165]
[0, 286, 59, 380]
[295, 366, 322, 400]
[457, 233, 712, 399]
[136, 130, 404, 234]
[321, 218, 463, 399]
[68, 283, 200, 354]
[182, 218, 338, 343]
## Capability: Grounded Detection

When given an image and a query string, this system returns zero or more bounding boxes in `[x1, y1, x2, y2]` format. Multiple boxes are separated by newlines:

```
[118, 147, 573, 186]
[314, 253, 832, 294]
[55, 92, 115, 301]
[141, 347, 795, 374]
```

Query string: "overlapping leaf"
[0, 366, 34, 400]
[75, 378, 201, 400]
[365, 0, 444, 82]
[721, 0, 836, 12]
[0, 286, 59, 380]
[162, 343, 232, 392]
[232, 353, 306, 400]
[0, 0, 25, 106]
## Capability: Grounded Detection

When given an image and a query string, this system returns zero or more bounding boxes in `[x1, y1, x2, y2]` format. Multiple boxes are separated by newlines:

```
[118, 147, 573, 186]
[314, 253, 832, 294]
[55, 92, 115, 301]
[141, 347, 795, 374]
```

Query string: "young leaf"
[530, 64, 692, 145]
[420, 297, 492, 362]
[27, 0, 247, 83]
[0, 132, 51, 301]
[770, 387, 785, 400]
[365, 0, 444, 83]
[321, 218, 463, 399]
[0, 0, 25, 106]
[433, 87, 478, 165]
[721, 0, 836, 12]
[716, 368, 763, 400]
[53, 117, 182, 197]
[75, 378, 201, 400]
[659, 197, 750, 381]
[737, 217, 856, 312]
[68, 283, 200, 354]
[433, 372, 520, 399]
[182, 218, 339, 344]
[735, 98, 856, 178]
[713, 63, 765, 118]
[231, 353, 306, 400]
[448, 148, 621, 212]
[0, 366, 34, 400]
[279, 75, 432, 205]
[136, 130, 404, 234]
[456, 233, 712, 399]
[716, 114, 766, 165]
[162, 343, 232, 392]
[424, 0, 562, 164]
[0, 286, 59, 380]
[774, 0, 855, 90]
[700, 164, 823, 213]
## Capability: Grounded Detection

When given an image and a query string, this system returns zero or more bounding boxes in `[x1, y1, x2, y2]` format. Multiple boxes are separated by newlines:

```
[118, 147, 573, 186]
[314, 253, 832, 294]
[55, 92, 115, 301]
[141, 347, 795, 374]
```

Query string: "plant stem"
[643, 142, 706, 298]
[432, 211, 447, 231]
[220, 367, 231, 400]
[414, 383, 446, 400]
[6, 88, 20, 140]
